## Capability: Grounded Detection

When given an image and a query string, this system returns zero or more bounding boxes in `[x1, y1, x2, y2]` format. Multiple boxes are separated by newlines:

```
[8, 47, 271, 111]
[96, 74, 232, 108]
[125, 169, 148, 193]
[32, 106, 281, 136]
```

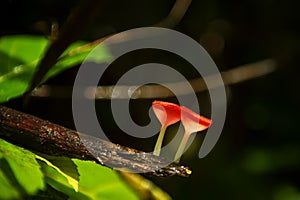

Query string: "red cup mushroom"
[152, 100, 181, 156]
[174, 106, 212, 162]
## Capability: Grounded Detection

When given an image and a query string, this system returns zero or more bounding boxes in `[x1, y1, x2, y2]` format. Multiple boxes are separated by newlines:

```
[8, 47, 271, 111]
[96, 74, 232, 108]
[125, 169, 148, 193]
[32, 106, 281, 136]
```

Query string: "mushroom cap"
[181, 106, 212, 134]
[152, 100, 181, 127]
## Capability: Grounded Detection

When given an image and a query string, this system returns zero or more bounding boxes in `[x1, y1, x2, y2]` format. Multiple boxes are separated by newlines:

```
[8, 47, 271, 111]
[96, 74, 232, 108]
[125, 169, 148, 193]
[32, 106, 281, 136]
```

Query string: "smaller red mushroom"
[152, 100, 181, 156]
[174, 106, 212, 162]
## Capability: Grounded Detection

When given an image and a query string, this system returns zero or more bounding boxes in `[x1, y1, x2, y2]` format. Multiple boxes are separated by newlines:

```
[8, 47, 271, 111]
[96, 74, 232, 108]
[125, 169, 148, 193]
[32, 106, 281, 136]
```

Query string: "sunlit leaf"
[36, 155, 79, 192]
[38, 160, 90, 200]
[38, 158, 139, 200]
[74, 159, 139, 200]
[39, 155, 80, 183]
[0, 139, 45, 199]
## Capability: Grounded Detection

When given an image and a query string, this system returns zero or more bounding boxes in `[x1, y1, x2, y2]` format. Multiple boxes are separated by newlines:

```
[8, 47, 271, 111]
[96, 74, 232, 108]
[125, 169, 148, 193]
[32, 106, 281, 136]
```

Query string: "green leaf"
[36, 155, 79, 192]
[74, 159, 139, 200]
[0, 157, 20, 199]
[0, 35, 48, 102]
[0, 35, 48, 68]
[38, 159, 89, 200]
[0, 138, 45, 199]
[44, 42, 111, 80]
[35, 153, 172, 200]
[0, 35, 111, 103]
[29, 184, 69, 200]
[38, 155, 80, 184]
[39, 158, 139, 199]
[39, 157, 139, 199]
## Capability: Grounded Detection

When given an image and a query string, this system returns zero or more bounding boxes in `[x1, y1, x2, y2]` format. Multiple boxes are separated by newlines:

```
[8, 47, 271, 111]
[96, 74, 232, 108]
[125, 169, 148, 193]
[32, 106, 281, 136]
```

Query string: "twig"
[0, 105, 191, 177]
[32, 59, 277, 99]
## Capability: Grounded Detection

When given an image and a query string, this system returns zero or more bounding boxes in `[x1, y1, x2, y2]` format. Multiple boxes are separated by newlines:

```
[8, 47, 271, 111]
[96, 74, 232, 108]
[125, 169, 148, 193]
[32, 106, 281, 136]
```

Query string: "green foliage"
[36, 156, 140, 199]
[0, 138, 139, 199]
[74, 159, 139, 200]
[0, 35, 47, 102]
[0, 35, 158, 199]
[36, 155, 79, 192]
[0, 35, 109, 103]
[0, 139, 45, 199]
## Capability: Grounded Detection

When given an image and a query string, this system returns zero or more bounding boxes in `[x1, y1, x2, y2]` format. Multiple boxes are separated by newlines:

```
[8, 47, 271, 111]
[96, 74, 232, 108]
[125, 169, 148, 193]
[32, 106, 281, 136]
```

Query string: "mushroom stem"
[153, 126, 167, 156]
[174, 131, 190, 162]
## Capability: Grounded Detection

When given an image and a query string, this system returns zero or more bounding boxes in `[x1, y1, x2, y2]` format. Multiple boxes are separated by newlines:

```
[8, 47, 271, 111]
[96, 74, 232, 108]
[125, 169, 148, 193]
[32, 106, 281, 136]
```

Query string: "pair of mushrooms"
[152, 100, 212, 162]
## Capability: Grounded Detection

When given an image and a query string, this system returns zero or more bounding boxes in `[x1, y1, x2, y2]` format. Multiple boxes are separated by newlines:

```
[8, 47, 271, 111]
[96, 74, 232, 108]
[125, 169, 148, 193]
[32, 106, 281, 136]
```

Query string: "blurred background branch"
[25, 0, 193, 101]
[32, 58, 276, 99]
[155, 0, 192, 28]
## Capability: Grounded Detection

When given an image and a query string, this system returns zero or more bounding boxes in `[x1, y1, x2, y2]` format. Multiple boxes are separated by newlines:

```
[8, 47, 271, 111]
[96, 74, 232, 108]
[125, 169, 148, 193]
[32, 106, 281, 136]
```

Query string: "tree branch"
[0, 105, 191, 177]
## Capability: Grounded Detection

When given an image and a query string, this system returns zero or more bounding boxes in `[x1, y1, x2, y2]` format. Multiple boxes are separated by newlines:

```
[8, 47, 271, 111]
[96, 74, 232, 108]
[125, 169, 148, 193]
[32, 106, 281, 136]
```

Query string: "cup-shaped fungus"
[152, 100, 181, 156]
[174, 106, 212, 162]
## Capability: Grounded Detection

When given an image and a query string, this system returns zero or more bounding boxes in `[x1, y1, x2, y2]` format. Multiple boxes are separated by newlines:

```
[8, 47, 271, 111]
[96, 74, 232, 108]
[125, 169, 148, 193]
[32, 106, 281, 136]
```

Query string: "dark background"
[1, 0, 300, 199]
